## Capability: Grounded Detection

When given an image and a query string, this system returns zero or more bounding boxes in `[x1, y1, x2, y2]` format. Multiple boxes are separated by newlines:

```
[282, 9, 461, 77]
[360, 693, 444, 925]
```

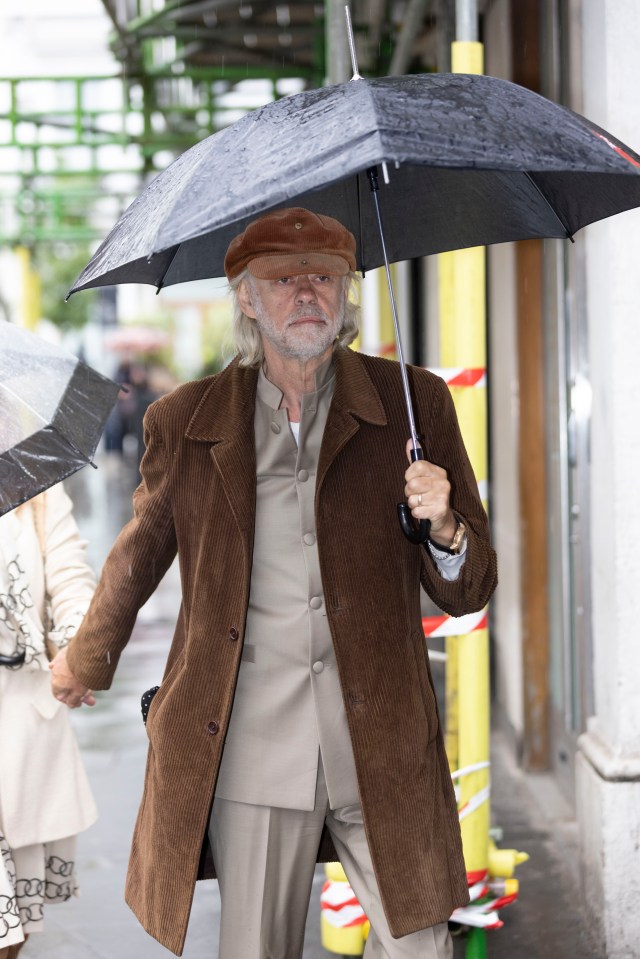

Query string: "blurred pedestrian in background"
[103, 360, 133, 455]
[128, 364, 160, 477]
[0, 484, 98, 959]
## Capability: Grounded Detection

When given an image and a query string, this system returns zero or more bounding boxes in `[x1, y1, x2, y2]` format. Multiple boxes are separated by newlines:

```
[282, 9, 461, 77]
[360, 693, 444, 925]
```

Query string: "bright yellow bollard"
[320, 863, 369, 956]
[488, 840, 530, 879]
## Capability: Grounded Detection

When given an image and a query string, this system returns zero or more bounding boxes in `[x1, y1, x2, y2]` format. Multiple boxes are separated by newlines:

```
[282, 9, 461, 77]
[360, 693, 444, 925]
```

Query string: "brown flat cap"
[224, 207, 357, 280]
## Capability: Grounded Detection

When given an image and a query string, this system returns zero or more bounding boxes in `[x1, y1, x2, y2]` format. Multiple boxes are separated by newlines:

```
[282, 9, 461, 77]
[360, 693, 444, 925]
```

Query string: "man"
[51, 207, 497, 959]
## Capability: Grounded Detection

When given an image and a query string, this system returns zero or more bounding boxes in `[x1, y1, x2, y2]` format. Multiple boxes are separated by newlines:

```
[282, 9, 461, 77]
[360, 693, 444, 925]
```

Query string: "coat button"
[303, 532, 316, 546]
[297, 469, 309, 482]
[309, 596, 322, 610]
[312, 661, 324, 674]
[207, 721, 220, 735]
[229, 627, 239, 640]
[270, 421, 281, 434]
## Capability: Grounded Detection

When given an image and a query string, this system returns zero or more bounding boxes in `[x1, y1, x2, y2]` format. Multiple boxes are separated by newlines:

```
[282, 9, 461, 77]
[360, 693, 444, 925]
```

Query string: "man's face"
[238, 272, 347, 363]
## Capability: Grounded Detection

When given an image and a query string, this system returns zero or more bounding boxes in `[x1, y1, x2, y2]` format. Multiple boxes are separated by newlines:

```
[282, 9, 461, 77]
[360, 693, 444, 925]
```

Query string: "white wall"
[578, 1, 640, 953]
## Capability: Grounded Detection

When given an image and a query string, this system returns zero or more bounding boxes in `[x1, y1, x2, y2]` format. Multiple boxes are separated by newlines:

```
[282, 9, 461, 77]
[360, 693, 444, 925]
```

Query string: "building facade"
[482, 2, 640, 954]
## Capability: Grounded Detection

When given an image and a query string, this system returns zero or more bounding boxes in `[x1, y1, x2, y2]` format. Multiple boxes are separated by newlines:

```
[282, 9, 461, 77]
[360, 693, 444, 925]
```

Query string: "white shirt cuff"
[427, 536, 467, 582]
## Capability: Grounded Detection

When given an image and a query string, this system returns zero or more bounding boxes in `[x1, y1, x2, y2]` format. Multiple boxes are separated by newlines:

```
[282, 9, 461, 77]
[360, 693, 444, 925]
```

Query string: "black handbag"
[141, 685, 160, 725]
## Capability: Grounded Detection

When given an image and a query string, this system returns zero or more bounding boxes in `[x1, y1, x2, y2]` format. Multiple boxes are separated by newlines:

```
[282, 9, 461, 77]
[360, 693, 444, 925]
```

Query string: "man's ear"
[238, 279, 257, 319]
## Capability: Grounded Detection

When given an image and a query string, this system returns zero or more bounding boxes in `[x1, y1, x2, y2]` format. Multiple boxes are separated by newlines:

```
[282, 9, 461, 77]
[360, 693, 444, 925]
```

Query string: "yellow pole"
[445, 635, 459, 773]
[438, 39, 490, 882]
[16, 246, 41, 331]
[377, 265, 397, 359]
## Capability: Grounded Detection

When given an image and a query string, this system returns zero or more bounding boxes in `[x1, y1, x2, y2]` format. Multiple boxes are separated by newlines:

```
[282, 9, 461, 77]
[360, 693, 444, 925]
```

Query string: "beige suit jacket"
[214, 359, 359, 810]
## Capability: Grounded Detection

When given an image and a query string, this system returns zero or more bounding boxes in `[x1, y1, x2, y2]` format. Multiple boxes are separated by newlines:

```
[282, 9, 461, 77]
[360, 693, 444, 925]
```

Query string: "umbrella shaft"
[368, 176, 420, 451]
[344, 5, 361, 80]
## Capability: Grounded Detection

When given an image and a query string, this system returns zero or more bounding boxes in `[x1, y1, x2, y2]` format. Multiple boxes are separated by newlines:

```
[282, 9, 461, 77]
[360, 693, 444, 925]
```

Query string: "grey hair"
[229, 269, 361, 368]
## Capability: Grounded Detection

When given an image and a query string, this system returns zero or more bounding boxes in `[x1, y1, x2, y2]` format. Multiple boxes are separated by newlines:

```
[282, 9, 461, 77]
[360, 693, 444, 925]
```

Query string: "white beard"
[251, 289, 345, 362]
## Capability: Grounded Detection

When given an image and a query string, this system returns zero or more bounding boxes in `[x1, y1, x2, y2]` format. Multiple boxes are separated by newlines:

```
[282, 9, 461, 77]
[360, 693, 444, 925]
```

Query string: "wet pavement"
[24, 454, 599, 958]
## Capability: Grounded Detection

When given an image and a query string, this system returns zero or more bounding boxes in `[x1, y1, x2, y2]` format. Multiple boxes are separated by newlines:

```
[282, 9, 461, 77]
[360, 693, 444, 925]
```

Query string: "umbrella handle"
[397, 446, 431, 545]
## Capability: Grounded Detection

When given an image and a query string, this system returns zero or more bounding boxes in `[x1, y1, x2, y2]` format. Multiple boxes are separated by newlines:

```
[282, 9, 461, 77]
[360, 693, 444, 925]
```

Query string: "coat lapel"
[185, 348, 386, 528]
[317, 347, 387, 497]
[186, 358, 259, 535]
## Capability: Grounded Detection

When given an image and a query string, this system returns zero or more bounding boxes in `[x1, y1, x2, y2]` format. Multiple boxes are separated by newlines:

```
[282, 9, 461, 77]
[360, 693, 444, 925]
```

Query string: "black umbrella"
[68, 73, 640, 294]
[0, 322, 121, 518]
[68, 71, 640, 541]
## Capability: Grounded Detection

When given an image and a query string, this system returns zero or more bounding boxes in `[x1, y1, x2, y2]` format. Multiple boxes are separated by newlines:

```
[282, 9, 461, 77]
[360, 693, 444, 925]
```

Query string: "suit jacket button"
[207, 721, 220, 735]
[229, 627, 239, 640]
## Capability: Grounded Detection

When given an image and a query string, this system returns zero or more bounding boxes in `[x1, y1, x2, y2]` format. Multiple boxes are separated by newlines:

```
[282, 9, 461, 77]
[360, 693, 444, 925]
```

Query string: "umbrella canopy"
[69, 72, 640, 295]
[0, 322, 121, 516]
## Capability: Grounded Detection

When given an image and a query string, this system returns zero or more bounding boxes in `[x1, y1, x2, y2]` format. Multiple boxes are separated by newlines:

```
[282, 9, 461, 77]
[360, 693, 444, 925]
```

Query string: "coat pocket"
[143, 649, 185, 736]
[411, 630, 440, 743]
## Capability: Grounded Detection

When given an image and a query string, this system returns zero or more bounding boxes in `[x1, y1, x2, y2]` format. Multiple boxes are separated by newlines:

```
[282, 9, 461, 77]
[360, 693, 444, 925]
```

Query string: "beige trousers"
[208, 761, 452, 959]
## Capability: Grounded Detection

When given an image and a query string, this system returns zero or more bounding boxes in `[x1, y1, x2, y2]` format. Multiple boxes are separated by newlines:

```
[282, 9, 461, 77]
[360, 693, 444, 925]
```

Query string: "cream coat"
[0, 484, 98, 850]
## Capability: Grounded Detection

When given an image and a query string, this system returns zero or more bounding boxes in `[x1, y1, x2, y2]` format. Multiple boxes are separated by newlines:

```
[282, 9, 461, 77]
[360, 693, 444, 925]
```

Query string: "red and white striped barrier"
[320, 879, 367, 930]
[427, 367, 486, 388]
[422, 609, 488, 640]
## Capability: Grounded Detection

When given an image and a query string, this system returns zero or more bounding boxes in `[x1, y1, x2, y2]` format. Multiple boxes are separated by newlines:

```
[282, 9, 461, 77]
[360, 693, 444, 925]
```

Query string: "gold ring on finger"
[418, 494, 422, 506]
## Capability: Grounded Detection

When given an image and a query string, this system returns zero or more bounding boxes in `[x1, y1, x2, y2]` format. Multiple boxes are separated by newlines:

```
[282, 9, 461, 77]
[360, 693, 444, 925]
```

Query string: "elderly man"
[51, 207, 497, 959]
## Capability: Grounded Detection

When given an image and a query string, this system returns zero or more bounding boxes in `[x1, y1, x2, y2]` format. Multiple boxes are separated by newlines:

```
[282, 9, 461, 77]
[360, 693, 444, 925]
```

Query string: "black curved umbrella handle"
[397, 446, 431, 545]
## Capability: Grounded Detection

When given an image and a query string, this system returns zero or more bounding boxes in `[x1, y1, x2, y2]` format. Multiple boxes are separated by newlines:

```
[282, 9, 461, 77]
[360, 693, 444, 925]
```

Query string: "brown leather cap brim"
[247, 252, 351, 279]
[224, 207, 357, 280]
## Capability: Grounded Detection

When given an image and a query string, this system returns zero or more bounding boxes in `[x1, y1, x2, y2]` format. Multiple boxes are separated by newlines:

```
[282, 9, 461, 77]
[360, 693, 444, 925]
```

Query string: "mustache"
[286, 306, 328, 324]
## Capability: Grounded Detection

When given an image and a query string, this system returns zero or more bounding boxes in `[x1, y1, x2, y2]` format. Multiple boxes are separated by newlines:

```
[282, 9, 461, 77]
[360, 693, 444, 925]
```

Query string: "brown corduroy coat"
[66, 346, 497, 956]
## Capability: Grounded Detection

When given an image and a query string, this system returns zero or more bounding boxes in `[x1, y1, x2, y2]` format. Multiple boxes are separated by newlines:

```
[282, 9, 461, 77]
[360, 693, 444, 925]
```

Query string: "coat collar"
[185, 357, 259, 444]
[330, 346, 387, 427]
[185, 346, 387, 444]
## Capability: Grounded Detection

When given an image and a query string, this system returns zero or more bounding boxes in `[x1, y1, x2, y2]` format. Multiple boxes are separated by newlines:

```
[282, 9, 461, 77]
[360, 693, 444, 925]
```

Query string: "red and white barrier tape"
[427, 367, 486, 388]
[423, 609, 488, 640]
[320, 879, 367, 929]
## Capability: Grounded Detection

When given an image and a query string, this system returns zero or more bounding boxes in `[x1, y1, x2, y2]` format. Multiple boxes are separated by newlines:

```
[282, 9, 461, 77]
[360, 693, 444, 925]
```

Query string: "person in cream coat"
[0, 483, 97, 959]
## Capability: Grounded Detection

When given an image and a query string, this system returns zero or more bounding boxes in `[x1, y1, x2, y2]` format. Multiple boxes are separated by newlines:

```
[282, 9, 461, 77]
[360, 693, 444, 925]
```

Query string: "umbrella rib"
[0, 382, 50, 428]
[48, 422, 97, 468]
[0, 383, 95, 468]
[155, 245, 182, 293]
[523, 172, 574, 241]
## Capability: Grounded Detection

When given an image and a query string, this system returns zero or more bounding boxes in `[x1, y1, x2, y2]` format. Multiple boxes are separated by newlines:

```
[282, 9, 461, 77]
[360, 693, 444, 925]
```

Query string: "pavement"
[23, 454, 601, 959]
